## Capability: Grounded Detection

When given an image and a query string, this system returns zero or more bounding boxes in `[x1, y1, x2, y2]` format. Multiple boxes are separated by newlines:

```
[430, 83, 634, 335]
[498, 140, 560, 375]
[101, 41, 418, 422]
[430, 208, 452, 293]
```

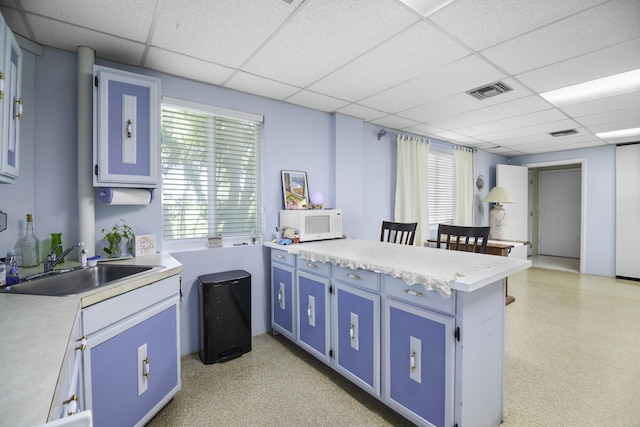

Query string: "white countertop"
[268, 239, 531, 296]
[0, 253, 183, 427]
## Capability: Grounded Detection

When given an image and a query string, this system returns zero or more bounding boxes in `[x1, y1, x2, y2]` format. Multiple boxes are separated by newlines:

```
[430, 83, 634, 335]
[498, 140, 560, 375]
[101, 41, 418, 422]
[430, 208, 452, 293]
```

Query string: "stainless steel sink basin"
[1, 264, 162, 296]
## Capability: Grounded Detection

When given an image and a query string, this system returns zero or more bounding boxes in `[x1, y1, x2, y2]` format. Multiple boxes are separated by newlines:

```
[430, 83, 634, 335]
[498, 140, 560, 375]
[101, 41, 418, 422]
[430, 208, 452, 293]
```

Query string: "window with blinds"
[428, 150, 455, 224]
[161, 102, 261, 241]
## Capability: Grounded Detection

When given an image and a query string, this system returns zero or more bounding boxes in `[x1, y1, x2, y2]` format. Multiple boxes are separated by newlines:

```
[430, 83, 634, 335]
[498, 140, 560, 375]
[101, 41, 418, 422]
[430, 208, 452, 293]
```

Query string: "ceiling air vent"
[549, 129, 578, 137]
[467, 81, 513, 100]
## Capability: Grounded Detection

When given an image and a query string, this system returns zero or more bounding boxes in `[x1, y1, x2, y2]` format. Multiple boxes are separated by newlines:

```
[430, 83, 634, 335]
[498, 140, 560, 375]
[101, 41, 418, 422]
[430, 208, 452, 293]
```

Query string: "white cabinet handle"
[346, 273, 361, 280]
[276, 254, 285, 259]
[349, 324, 354, 340]
[306, 262, 317, 268]
[62, 394, 78, 416]
[126, 119, 133, 138]
[403, 289, 424, 297]
[410, 351, 416, 373]
[307, 304, 312, 320]
[143, 356, 150, 379]
[13, 97, 23, 120]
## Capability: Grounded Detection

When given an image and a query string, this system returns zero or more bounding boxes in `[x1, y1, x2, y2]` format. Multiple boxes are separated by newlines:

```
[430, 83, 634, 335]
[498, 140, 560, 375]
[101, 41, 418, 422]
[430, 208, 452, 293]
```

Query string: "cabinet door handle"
[403, 289, 424, 297]
[276, 254, 285, 259]
[62, 394, 78, 416]
[75, 336, 87, 351]
[143, 356, 150, 379]
[13, 97, 23, 121]
[410, 351, 416, 373]
[346, 273, 360, 280]
[126, 119, 133, 138]
[307, 304, 312, 320]
[306, 262, 317, 268]
[349, 324, 355, 340]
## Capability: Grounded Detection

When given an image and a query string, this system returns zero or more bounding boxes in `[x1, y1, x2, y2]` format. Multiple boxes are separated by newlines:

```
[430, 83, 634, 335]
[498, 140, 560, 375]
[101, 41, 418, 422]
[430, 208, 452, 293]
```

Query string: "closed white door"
[616, 144, 640, 279]
[539, 169, 581, 258]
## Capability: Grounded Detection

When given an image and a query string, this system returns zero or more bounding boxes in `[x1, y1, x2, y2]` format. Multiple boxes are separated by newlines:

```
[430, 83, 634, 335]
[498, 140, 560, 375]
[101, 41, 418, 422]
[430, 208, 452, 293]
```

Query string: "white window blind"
[428, 150, 455, 224]
[161, 103, 261, 241]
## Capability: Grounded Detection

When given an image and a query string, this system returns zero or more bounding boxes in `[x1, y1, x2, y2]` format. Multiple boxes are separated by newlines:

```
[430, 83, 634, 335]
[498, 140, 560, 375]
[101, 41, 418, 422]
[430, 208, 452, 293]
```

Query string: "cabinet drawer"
[271, 249, 295, 267]
[83, 275, 179, 335]
[298, 259, 330, 276]
[332, 265, 379, 292]
[382, 275, 455, 316]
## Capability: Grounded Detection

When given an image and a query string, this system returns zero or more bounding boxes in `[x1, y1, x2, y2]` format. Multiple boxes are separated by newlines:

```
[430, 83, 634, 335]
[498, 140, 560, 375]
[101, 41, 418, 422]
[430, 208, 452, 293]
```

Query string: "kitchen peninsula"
[268, 239, 530, 427]
[0, 253, 183, 427]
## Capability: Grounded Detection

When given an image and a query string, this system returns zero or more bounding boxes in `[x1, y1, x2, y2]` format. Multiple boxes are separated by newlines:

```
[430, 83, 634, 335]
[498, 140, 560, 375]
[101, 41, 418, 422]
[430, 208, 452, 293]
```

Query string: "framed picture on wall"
[281, 170, 309, 209]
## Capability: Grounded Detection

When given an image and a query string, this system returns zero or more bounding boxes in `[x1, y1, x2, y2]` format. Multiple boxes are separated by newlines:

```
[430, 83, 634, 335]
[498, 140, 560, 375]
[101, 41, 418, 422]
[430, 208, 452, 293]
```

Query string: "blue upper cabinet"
[0, 16, 22, 184]
[93, 66, 160, 187]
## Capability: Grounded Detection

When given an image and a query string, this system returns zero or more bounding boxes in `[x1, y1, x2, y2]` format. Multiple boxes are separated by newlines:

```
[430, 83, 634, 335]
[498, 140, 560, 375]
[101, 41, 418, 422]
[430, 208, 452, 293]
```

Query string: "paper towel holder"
[99, 188, 155, 205]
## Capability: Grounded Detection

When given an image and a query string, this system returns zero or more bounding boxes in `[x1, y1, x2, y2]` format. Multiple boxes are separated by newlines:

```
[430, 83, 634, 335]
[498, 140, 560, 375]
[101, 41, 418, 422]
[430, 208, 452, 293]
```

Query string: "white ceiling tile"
[472, 142, 499, 150]
[398, 78, 533, 123]
[574, 107, 640, 128]
[145, 48, 235, 86]
[481, 0, 640, 74]
[359, 55, 505, 112]
[598, 135, 640, 144]
[337, 104, 387, 122]
[498, 132, 597, 148]
[585, 118, 640, 134]
[486, 146, 524, 156]
[559, 91, 640, 118]
[20, 0, 157, 42]
[478, 119, 581, 142]
[285, 90, 349, 113]
[455, 109, 569, 137]
[427, 95, 553, 131]
[243, 0, 418, 87]
[429, 0, 606, 50]
[224, 71, 300, 101]
[28, 15, 146, 64]
[403, 123, 448, 136]
[370, 115, 419, 130]
[152, 0, 301, 68]
[516, 39, 640, 93]
[309, 21, 470, 101]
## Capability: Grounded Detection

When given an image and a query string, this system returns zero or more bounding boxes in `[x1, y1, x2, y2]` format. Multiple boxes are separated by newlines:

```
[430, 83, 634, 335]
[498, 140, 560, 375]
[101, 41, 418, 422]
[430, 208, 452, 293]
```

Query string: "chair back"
[436, 224, 490, 253]
[380, 221, 417, 245]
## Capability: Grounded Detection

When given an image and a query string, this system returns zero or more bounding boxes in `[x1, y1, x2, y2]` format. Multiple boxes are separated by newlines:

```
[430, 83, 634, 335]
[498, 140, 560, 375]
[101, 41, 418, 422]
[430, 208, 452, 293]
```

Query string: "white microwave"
[279, 209, 343, 242]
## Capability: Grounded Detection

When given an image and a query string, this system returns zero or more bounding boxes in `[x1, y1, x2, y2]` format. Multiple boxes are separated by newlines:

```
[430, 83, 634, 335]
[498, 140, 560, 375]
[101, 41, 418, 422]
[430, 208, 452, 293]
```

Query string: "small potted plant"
[101, 219, 134, 258]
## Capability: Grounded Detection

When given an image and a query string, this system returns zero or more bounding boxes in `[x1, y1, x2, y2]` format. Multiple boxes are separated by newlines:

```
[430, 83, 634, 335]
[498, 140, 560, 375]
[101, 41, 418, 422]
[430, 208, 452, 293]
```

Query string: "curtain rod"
[377, 128, 475, 152]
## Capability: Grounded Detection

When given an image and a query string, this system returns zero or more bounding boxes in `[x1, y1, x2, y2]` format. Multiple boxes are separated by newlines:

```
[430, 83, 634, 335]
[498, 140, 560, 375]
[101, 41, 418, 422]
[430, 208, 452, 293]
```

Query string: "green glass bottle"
[51, 233, 63, 264]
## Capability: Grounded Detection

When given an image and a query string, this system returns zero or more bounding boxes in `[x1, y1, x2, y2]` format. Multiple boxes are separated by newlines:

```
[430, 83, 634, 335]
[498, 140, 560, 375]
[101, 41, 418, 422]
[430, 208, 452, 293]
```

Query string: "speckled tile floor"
[147, 267, 640, 427]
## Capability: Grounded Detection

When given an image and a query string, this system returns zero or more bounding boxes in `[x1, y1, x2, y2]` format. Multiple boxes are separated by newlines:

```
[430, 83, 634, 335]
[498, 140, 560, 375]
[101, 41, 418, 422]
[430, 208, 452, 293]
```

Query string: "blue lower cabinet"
[297, 271, 330, 363]
[87, 305, 178, 427]
[385, 299, 455, 427]
[272, 263, 296, 339]
[333, 283, 380, 396]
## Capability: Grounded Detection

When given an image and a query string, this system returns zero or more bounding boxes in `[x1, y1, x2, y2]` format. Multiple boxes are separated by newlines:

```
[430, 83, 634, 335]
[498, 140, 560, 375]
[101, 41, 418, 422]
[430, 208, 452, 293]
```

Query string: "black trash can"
[198, 270, 252, 364]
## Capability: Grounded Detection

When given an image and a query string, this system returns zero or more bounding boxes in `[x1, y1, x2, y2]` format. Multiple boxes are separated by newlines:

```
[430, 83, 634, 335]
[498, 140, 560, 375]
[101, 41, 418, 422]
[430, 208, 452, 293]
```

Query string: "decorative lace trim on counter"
[288, 239, 513, 298]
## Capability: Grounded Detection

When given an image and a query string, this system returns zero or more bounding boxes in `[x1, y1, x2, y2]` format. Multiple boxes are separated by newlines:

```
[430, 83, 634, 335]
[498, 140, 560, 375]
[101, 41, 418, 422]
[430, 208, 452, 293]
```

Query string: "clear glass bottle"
[21, 214, 40, 267]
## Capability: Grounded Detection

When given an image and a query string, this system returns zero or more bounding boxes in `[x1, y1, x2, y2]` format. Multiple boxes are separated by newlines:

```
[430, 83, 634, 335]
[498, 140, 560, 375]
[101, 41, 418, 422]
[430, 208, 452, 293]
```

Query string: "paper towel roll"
[99, 188, 153, 205]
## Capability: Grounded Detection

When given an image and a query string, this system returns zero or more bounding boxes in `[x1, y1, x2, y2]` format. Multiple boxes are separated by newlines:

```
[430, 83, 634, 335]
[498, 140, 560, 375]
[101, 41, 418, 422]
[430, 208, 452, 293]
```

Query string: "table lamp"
[483, 186, 515, 239]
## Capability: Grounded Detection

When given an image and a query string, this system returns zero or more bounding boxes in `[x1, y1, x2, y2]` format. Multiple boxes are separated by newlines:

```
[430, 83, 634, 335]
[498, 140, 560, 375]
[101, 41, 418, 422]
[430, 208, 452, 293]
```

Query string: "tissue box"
[134, 234, 156, 256]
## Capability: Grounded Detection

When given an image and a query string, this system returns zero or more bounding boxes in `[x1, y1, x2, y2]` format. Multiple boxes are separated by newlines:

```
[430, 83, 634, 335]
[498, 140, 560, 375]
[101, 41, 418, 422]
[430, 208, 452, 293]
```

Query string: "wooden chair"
[380, 221, 417, 245]
[436, 224, 491, 254]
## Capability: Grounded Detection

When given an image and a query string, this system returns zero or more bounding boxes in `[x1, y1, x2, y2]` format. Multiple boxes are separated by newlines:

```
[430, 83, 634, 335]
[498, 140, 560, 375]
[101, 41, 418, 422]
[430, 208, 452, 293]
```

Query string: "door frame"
[522, 158, 586, 274]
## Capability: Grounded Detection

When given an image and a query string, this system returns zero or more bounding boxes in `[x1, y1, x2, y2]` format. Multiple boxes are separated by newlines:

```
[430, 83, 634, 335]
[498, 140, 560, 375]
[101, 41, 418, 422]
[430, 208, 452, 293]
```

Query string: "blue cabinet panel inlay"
[107, 81, 151, 176]
[90, 305, 177, 427]
[337, 288, 374, 386]
[272, 266, 293, 334]
[298, 275, 326, 354]
[389, 306, 446, 427]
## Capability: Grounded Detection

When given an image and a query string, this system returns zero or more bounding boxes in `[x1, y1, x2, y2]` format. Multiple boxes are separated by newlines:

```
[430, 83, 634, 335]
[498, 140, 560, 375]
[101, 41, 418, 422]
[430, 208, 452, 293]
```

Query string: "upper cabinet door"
[0, 19, 22, 183]
[93, 66, 160, 187]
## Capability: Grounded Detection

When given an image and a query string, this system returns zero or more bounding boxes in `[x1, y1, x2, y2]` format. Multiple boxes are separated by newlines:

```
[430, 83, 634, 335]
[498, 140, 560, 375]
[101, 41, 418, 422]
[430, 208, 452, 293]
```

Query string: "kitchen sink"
[1, 264, 162, 296]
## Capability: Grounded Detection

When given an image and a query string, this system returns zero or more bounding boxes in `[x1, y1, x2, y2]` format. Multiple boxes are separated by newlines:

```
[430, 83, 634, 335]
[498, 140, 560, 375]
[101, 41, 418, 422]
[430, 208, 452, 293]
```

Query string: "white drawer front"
[298, 259, 331, 276]
[271, 249, 295, 266]
[382, 275, 455, 316]
[332, 265, 379, 292]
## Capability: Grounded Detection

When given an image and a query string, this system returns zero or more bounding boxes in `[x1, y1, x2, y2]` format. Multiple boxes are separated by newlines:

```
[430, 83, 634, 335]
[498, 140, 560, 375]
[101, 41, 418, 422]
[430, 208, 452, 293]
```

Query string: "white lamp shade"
[483, 186, 515, 204]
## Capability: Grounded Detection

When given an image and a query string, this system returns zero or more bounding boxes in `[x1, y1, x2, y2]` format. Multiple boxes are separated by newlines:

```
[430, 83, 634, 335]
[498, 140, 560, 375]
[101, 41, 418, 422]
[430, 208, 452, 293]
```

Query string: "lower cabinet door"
[384, 299, 455, 427]
[85, 302, 179, 427]
[333, 283, 380, 396]
[296, 270, 330, 363]
[272, 263, 296, 339]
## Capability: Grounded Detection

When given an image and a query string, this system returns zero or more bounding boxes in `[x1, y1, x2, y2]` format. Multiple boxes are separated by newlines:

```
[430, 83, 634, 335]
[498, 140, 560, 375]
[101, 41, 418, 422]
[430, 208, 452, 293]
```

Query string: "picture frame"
[281, 170, 309, 209]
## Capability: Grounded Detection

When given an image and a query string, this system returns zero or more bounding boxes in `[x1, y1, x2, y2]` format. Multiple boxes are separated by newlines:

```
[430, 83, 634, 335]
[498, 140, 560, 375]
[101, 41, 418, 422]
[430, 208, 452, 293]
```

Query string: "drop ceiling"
[1, 0, 638, 155]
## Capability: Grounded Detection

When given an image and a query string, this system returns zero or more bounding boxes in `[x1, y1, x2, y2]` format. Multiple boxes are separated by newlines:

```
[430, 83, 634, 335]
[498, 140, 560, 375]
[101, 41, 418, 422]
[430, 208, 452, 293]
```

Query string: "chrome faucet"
[44, 242, 85, 273]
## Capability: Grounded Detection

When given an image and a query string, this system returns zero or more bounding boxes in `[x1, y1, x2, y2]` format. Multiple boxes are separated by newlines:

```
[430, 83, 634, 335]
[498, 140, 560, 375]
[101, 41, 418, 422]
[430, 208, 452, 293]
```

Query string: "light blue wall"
[510, 145, 617, 277]
[2, 45, 515, 356]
